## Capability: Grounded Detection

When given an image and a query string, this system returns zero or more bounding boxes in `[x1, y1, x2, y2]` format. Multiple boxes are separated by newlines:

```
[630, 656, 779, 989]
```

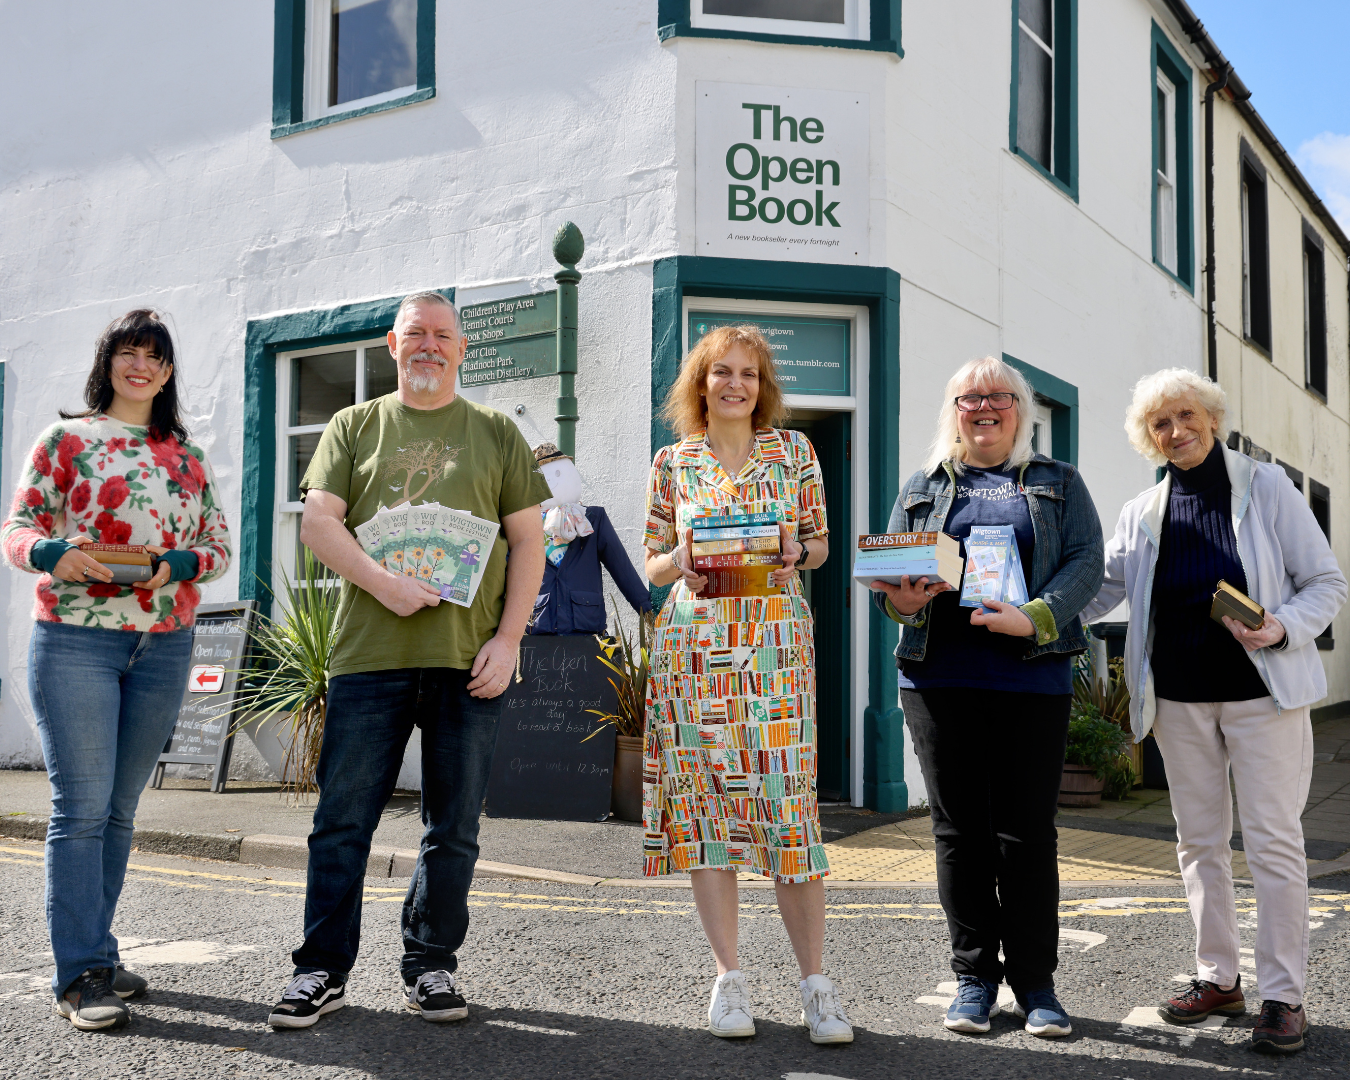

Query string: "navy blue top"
[1151, 441, 1269, 702]
[527, 505, 652, 636]
[899, 462, 1072, 694]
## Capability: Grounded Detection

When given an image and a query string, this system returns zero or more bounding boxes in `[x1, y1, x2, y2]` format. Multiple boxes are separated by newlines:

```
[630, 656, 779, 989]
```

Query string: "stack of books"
[851, 531, 963, 588]
[958, 525, 1029, 612]
[690, 510, 783, 598]
[84, 543, 155, 585]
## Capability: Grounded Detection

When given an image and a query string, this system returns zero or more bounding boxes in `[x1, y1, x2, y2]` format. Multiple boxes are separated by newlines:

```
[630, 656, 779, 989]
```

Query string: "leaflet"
[958, 525, 1028, 612]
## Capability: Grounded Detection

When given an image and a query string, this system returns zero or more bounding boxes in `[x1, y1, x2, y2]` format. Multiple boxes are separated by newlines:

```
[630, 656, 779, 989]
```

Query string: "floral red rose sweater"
[1, 415, 232, 632]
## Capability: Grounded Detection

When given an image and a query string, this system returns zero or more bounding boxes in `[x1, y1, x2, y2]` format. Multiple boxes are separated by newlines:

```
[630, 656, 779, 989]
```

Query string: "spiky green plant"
[582, 597, 655, 742]
[231, 547, 341, 802]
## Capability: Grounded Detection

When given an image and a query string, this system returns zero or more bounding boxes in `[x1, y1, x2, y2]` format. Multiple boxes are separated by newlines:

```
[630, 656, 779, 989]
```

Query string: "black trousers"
[902, 687, 1071, 993]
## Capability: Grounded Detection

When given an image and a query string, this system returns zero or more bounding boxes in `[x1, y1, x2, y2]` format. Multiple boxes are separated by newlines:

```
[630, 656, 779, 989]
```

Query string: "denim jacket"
[873, 455, 1105, 663]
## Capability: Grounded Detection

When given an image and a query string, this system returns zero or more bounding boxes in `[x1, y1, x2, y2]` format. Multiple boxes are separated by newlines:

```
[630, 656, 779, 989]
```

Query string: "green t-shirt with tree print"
[301, 394, 551, 677]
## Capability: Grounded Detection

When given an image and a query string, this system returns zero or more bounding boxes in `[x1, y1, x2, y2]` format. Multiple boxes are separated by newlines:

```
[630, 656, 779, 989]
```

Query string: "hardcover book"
[85, 543, 154, 584]
[691, 535, 781, 556]
[693, 552, 785, 570]
[690, 524, 780, 542]
[1210, 579, 1265, 630]
[690, 511, 779, 529]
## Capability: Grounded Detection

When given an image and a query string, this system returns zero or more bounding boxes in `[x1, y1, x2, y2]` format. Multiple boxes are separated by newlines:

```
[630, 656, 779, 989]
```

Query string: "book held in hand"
[83, 543, 154, 584]
[958, 525, 1029, 612]
[687, 509, 783, 598]
[851, 531, 963, 589]
[1210, 579, 1265, 630]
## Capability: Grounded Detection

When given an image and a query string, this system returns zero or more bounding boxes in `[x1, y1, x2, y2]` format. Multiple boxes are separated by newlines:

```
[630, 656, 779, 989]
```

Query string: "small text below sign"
[462, 333, 559, 387]
[461, 291, 558, 344]
[688, 311, 850, 396]
[189, 665, 226, 693]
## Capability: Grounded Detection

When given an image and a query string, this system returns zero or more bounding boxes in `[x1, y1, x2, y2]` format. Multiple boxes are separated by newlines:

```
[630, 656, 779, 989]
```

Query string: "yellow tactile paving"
[822, 818, 1255, 883]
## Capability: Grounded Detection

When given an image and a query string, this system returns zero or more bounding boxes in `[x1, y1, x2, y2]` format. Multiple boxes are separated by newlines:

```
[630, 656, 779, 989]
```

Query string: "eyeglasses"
[954, 392, 1017, 412]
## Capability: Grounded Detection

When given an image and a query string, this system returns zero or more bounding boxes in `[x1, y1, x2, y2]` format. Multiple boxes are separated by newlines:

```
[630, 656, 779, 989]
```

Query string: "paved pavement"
[2, 836, 1348, 1079]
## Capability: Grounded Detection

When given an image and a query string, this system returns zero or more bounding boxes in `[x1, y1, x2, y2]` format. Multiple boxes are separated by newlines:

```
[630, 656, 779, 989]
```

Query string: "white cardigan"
[1084, 445, 1348, 741]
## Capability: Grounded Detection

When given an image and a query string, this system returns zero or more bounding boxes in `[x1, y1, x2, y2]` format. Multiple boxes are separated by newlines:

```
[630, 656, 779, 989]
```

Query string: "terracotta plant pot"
[1058, 762, 1106, 808]
[612, 734, 644, 822]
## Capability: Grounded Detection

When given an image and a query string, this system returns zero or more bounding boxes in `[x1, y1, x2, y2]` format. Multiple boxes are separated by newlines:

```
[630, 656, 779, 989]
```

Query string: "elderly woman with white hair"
[1083, 368, 1346, 1055]
[871, 356, 1104, 1039]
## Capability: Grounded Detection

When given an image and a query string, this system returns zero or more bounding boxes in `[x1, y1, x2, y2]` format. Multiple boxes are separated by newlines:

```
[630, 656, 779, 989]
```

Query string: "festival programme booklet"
[403, 504, 444, 579]
[375, 503, 412, 576]
[427, 506, 500, 608]
[958, 525, 1029, 612]
[355, 515, 383, 562]
[689, 510, 784, 598]
[851, 531, 963, 588]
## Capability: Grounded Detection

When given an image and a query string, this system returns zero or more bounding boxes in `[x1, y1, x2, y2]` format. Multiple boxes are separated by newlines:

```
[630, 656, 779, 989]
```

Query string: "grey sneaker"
[55, 969, 130, 1031]
[112, 964, 148, 1000]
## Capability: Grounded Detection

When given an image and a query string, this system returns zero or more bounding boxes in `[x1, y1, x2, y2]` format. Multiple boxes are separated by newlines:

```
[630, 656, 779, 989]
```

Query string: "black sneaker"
[404, 970, 468, 1022]
[55, 968, 129, 1031]
[112, 963, 148, 1001]
[267, 971, 346, 1029]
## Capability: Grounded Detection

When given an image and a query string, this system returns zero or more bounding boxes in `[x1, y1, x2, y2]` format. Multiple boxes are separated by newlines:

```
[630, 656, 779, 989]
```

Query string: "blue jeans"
[29, 621, 194, 998]
[292, 667, 503, 984]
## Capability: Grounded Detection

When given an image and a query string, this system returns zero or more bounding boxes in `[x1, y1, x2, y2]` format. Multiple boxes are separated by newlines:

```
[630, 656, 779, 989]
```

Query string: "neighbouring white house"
[1, 0, 1345, 807]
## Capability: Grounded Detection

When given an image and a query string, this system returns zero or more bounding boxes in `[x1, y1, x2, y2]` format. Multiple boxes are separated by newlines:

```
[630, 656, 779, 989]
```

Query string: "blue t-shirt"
[898, 463, 1071, 695]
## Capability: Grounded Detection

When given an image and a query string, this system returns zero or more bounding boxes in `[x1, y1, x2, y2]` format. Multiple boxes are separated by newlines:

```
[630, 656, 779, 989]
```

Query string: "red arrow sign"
[189, 664, 225, 693]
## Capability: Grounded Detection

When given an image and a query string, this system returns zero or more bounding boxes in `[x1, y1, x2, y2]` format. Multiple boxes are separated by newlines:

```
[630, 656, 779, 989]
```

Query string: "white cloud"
[1296, 132, 1350, 233]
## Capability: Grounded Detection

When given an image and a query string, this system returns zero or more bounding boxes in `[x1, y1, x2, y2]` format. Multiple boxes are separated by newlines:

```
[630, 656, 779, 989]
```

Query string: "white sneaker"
[708, 970, 756, 1037]
[801, 973, 854, 1044]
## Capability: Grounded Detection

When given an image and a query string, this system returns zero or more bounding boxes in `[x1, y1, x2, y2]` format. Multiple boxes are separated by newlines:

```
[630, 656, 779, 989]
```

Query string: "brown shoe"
[1158, 977, 1245, 1024]
[1251, 1000, 1307, 1054]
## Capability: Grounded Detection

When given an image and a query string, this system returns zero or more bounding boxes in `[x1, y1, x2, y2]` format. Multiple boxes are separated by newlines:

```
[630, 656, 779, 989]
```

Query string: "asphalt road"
[2, 838, 1348, 1079]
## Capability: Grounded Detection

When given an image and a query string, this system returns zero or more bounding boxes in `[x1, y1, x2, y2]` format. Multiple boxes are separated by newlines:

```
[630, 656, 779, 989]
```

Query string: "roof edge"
[1158, 0, 1349, 255]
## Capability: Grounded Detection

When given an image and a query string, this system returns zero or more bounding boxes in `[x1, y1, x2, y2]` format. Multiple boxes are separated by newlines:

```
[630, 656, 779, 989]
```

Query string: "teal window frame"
[240, 289, 454, 611]
[1003, 353, 1078, 466]
[1008, 0, 1078, 201]
[272, 0, 437, 139]
[657, 1, 902, 57]
[1151, 22, 1194, 291]
[651, 255, 903, 810]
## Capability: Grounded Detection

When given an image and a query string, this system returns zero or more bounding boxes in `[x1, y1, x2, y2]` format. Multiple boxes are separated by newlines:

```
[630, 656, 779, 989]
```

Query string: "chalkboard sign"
[485, 634, 619, 821]
[150, 601, 258, 794]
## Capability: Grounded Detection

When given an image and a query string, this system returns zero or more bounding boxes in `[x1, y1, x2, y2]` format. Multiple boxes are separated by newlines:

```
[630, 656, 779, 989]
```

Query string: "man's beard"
[402, 351, 447, 393]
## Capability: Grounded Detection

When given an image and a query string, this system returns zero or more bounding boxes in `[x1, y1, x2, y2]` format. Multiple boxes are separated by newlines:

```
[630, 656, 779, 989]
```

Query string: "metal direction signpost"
[459, 222, 585, 457]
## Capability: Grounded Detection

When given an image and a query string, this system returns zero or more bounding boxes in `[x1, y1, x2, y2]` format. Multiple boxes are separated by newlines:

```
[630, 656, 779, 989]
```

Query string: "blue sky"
[1186, 0, 1350, 228]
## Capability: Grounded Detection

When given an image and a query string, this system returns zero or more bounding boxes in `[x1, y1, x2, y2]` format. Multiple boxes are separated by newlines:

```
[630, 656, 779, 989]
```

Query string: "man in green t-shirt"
[268, 291, 548, 1031]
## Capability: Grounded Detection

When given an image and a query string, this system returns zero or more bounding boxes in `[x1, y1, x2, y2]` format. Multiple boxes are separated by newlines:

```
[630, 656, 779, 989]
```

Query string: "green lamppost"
[552, 222, 584, 458]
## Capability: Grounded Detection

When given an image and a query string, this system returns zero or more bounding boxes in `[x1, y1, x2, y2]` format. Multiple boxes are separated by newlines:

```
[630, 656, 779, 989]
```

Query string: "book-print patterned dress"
[642, 428, 829, 883]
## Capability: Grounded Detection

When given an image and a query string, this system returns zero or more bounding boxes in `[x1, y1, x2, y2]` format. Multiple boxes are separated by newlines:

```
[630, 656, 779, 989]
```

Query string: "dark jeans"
[292, 667, 503, 984]
[902, 686, 1071, 994]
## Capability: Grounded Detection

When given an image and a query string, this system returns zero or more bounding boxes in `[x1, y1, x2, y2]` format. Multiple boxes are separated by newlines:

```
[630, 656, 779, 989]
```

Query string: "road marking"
[483, 1019, 577, 1036]
[1120, 1005, 1229, 1035]
[1059, 928, 1108, 951]
[120, 940, 258, 965]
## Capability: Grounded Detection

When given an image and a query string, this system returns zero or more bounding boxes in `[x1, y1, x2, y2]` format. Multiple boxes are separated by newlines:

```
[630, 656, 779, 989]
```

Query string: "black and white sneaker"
[267, 971, 346, 1029]
[404, 970, 468, 1022]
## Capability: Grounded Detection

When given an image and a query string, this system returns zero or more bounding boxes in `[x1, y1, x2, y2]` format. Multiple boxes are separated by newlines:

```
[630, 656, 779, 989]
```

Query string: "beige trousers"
[1152, 696, 1313, 1006]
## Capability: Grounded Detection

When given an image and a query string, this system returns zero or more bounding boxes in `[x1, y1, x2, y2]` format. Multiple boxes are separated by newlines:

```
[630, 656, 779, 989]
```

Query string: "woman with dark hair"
[1, 310, 231, 1031]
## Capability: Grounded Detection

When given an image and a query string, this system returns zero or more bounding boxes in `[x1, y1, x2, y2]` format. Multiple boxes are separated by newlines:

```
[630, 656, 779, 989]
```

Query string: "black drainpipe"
[1204, 63, 1231, 382]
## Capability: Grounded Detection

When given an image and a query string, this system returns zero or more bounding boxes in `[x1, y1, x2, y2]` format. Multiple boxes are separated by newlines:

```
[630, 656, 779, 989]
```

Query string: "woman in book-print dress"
[642, 324, 852, 1045]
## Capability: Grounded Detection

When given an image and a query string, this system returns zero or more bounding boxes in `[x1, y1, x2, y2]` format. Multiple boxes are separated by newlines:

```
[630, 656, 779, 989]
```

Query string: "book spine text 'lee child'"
[692, 552, 785, 569]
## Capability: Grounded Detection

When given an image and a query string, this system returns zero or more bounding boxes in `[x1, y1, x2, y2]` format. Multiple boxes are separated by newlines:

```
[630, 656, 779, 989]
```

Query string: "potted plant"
[1073, 654, 1142, 784]
[584, 598, 654, 821]
[232, 547, 340, 802]
[1061, 701, 1134, 808]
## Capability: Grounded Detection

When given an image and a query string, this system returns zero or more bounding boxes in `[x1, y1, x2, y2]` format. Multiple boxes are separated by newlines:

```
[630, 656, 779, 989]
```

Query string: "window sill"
[658, 22, 902, 58]
[1241, 334, 1272, 360]
[271, 86, 435, 140]
[1151, 259, 1195, 295]
[1010, 147, 1078, 203]
[1305, 382, 1329, 404]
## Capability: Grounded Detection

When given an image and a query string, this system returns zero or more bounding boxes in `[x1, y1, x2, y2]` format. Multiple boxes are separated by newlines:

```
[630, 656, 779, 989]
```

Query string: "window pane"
[292, 351, 357, 426]
[288, 433, 323, 501]
[1156, 87, 1167, 172]
[364, 344, 398, 400]
[331, 0, 417, 107]
[1020, 0, 1052, 47]
[1017, 28, 1053, 169]
[704, 0, 845, 22]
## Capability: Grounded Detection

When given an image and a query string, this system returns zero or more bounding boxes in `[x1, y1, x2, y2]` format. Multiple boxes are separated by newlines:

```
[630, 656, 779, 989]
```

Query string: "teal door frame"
[650, 256, 906, 810]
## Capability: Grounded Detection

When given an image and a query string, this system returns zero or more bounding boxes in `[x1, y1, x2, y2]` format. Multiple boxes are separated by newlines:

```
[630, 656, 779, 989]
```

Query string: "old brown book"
[85, 543, 153, 566]
[1210, 579, 1265, 631]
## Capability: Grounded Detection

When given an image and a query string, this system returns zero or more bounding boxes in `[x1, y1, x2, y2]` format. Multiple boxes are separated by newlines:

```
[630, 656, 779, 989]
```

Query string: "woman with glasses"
[1, 310, 232, 1031]
[869, 356, 1103, 1038]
